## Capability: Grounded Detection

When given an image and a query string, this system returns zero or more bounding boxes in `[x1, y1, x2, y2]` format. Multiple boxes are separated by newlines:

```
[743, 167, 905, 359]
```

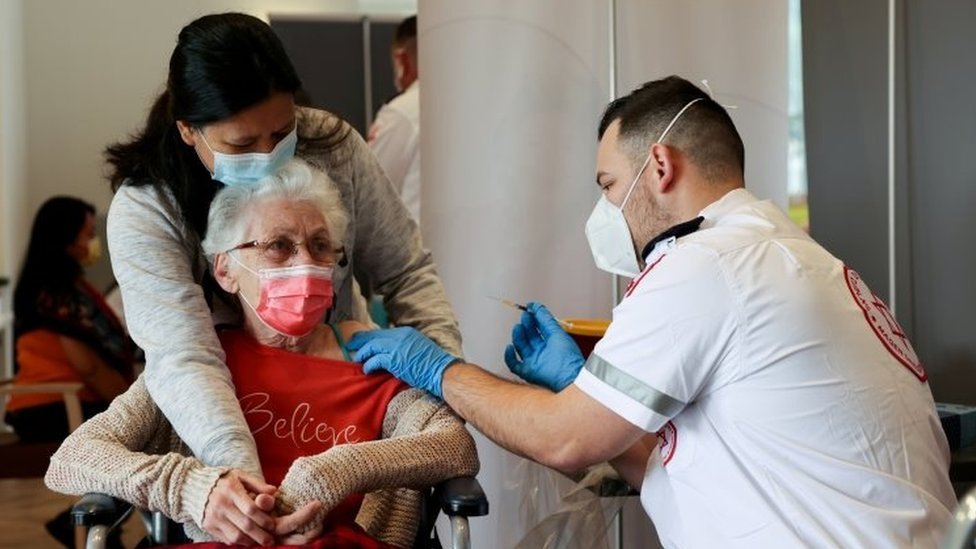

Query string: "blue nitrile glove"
[347, 327, 459, 399]
[504, 301, 585, 392]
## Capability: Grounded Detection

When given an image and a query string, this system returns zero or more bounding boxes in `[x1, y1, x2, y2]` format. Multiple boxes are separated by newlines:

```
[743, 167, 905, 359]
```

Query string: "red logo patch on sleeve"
[657, 421, 678, 466]
[844, 266, 926, 381]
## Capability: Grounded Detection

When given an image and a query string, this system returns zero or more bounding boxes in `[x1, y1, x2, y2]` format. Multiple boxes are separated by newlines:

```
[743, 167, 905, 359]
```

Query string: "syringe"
[488, 296, 574, 330]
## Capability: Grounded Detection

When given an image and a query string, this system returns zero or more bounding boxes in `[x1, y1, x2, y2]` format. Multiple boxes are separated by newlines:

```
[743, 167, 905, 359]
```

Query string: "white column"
[0, 0, 28, 277]
[418, 1, 612, 546]
[0, 0, 27, 380]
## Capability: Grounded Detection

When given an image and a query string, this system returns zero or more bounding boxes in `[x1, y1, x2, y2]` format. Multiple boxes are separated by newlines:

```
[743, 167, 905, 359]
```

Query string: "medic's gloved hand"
[504, 301, 584, 392]
[347, 327, 459, 399]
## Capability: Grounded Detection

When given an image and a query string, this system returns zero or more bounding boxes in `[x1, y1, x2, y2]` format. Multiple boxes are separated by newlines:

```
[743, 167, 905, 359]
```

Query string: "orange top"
[6, 330, 101, 412]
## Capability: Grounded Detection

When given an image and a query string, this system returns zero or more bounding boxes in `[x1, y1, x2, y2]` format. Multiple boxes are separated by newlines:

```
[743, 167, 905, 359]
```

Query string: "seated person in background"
[102, 282, 127, 333]
[6, 196, 136, 442]
[45, 159, 479, 548]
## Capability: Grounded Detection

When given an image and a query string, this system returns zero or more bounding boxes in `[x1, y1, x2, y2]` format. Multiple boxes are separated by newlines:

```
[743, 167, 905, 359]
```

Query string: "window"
[787, 0, 809, 231]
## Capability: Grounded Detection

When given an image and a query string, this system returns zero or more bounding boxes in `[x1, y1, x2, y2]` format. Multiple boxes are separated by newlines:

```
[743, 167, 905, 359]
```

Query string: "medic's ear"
[176, 120, 197, 147]
[649, 142, 675, 192]
[212, 253, 239, 294]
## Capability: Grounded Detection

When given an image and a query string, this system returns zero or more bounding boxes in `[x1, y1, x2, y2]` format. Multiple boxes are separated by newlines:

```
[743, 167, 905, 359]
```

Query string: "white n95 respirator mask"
[584, 97, 704, 278]
[584, 156, 650, 278]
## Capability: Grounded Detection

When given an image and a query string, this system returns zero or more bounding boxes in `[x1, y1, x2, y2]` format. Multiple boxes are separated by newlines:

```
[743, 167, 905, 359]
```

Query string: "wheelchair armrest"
[435, 476, 489, 517]
[71, 493, 132, 528]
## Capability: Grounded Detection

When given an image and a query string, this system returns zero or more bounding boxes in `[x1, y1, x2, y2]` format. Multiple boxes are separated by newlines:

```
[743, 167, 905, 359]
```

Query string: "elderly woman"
[45, 159, 478, 548]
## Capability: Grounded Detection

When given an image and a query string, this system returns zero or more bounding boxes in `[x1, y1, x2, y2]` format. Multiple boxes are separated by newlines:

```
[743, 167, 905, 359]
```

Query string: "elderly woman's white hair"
[201, 158, 349, 260]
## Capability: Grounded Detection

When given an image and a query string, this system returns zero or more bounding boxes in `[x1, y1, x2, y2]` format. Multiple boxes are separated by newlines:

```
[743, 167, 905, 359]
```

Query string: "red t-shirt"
[215, 329, 408, 548]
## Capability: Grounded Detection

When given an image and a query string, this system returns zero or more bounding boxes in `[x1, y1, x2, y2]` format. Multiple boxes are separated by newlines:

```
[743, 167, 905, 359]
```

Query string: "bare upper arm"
[442, 362, 647, 474]
[546, 384, 648, 473]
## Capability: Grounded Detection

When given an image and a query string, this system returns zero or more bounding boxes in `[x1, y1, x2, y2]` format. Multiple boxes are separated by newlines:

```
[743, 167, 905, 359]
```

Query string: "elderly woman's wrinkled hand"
[202, 469, 277, 546]
[273, 499, 323, 544]
[347, 327, 460, 398]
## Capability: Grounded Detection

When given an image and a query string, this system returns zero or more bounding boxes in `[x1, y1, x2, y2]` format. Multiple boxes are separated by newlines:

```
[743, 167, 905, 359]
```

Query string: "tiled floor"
[0, 477, 145, 548]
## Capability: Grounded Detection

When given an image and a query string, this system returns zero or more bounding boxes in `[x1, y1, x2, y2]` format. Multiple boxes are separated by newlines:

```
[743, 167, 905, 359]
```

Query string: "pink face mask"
[232, 256, 335, 337]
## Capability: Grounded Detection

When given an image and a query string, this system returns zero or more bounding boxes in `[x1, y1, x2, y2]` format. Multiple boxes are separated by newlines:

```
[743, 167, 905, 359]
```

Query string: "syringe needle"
[489, 296, 574, 330]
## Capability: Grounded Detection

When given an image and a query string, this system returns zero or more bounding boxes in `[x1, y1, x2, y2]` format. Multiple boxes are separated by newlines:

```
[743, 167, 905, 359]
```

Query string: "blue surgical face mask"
[199, 127, 298, 187]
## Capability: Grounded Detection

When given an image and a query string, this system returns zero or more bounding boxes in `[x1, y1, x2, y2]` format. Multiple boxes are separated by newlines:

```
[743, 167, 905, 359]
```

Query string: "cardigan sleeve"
[44, 377, 229, 531]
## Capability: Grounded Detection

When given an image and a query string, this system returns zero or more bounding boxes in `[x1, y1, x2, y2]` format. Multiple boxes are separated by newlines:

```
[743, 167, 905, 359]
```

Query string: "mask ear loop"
[197, 128, 217, 154]
[619, 153, 654, 211]
[621, 97, 706, 210]
[226, 251, 261, 313]
[658, 97, 705, 143]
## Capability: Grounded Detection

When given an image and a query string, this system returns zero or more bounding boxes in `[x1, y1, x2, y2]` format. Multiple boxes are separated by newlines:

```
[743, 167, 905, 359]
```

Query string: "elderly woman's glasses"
[229, 236, 345, 265]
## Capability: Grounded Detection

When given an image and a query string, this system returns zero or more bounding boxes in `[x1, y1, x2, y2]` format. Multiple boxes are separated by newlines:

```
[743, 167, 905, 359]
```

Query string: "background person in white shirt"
[368, 15, 421, 222]
[348, 75, 956, 547]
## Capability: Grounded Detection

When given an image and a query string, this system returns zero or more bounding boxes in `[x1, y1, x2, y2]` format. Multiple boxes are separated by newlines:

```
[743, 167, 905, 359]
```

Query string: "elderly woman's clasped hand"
[202, 469, 325, 546]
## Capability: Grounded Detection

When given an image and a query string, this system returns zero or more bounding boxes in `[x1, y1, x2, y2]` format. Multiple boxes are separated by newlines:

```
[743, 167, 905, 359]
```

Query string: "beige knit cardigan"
[45, 376, 479, 548]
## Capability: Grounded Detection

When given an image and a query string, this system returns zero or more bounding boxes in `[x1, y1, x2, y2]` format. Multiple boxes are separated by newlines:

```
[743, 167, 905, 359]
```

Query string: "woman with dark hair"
[104, 12, 461, 545]
[5, 196, 136, 442]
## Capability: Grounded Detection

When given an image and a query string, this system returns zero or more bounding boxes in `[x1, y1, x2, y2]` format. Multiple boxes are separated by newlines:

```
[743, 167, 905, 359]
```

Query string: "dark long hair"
[105, 12, 347, 240]
[14, 197, 94, 324]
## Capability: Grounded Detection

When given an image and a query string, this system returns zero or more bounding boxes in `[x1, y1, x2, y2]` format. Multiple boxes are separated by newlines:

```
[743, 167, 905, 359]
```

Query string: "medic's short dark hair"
[598, 75, 745, 183]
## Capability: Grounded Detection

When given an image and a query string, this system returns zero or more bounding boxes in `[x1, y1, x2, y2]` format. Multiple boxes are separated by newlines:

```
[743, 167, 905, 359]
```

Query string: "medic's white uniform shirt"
[575, 189, 955, 548]
[368, 81, 421, 222]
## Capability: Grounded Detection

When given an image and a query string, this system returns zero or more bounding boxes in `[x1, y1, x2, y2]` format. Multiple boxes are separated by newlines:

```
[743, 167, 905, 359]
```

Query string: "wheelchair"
[71, 476, 488, 549]
[942, 484, 976, 549]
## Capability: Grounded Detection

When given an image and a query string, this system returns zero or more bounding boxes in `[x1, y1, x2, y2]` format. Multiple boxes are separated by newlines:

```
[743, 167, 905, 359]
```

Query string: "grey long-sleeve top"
[106, 107, 462, 476]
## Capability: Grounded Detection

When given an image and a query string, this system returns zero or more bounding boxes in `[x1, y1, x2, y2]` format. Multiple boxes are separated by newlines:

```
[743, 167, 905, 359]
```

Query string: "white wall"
[1, 0, 27, 280]
[616, 0, 789, 208]
[0, 0, 28, 380]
